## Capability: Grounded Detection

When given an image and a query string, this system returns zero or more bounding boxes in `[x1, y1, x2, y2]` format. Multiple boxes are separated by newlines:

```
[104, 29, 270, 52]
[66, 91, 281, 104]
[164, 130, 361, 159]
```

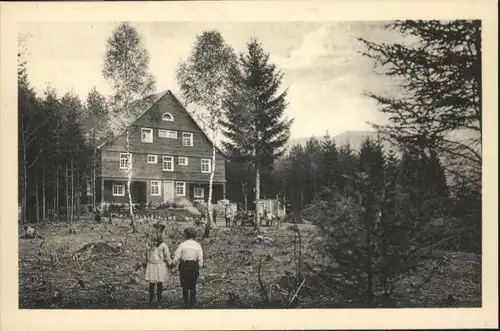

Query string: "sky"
[20, 21, 404, 139]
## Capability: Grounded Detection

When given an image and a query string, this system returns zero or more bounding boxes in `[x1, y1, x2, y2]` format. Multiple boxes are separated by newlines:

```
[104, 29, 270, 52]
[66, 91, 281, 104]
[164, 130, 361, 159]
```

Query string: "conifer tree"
[337, 143, 358, 197]
[83, 87, 112, 211]
[320, 132, 340, 192]
[222, 38, 293, 227]
[359, 20, 481, 190]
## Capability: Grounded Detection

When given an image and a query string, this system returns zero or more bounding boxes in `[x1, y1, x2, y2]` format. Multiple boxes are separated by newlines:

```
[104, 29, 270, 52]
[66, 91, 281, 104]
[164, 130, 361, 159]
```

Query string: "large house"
[94, 90, 226, 206]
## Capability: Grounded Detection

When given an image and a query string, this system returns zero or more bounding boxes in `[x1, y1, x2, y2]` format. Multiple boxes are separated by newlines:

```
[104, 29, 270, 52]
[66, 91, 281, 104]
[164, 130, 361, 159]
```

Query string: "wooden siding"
[102, 180, 147, 204]
[188, 183, 224, 204]
[99, 91, 226, 183]
[99, 151, 225, 182]
[99, 179, 224, 204]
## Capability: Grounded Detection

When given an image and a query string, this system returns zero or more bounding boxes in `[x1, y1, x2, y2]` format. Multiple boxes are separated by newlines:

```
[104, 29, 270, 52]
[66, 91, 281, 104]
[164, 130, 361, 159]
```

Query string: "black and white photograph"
[1, 1, 498, 330]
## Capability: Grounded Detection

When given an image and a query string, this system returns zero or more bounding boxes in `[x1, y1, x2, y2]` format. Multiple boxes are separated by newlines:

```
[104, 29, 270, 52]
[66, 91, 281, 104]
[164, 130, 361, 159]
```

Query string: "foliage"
[176, 30, 237, 237]
[18, 39, 92, 224]
[303, 137, 456, 305]
[221, 38, 293, 180]
[359, 20, 482, 190]
[102, 22, 156, 115]
[102, 22, 156, 232]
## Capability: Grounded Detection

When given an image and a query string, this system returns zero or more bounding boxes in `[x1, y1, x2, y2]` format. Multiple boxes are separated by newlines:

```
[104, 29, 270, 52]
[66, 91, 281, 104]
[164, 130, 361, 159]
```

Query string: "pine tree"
[359, 20, 481, 190]
[84, 87, 112, 211]
[295, 137, 323, 205]
[60, 92, 88, 229]
[320, 132, 339, 193]
[337, 143, 358, 197]
[222, 38, 293, 227]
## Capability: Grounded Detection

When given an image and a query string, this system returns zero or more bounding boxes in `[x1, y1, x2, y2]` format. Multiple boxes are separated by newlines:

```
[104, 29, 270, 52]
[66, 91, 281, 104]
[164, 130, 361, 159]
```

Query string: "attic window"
[162, 113, 174, 122]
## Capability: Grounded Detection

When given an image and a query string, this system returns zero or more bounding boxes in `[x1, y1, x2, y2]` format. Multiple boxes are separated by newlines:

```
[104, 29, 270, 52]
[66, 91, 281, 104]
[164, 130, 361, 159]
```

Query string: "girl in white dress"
[144, 228, 173, 306]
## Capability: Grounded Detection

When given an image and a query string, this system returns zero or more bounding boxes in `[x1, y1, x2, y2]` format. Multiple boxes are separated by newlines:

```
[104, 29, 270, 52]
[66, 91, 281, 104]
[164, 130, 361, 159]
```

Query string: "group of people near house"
[144, 224, 203, 308]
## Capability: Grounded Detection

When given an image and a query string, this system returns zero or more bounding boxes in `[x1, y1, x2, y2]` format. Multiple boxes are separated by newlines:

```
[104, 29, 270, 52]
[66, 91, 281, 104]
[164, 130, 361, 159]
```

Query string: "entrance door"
[163, 181, 174, 203]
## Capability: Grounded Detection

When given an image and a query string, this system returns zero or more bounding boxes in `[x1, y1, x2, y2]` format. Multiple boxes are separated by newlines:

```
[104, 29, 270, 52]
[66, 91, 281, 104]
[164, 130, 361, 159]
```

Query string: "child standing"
[144, 226, 173, 307]
[172, 227, 203, 308]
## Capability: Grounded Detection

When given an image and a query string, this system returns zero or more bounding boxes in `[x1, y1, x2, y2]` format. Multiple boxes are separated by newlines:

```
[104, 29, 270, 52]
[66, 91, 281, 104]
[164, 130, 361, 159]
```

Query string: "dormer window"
[162, 112, 174, 122]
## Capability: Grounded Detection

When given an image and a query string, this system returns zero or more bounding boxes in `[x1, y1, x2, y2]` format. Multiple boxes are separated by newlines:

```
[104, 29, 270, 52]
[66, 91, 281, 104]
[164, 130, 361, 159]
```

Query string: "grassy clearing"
[19, 217, 481, 309]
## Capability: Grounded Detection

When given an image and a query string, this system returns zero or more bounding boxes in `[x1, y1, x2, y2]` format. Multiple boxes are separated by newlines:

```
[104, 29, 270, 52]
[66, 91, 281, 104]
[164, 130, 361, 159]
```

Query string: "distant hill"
[287, 130, 397, 152]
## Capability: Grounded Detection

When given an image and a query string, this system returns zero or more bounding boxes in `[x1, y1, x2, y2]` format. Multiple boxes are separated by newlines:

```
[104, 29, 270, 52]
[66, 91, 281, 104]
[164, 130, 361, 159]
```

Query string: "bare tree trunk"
[66, 161, 69, 223]
[241, 181, 248, 212]
[300, 188, 304, 213]
[71, 158, 74, 226]
[22, 137, 28, 224]
[255, 166, 260, 229]
[42, 164, 46, 224]
[76, 179, 80, 222]
[203, 132, 217, 239]
[92, 147, 96, 211]
[35, 172, 40, 224]
[53, 173, 56, 222]
[125, 129, 136, 233]
[56, 163, 59, 219]
[367, 229, 373, 305]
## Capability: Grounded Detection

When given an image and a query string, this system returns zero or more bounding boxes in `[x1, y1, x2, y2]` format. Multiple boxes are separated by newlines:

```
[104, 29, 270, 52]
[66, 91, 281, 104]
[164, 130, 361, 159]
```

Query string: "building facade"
[94, 90, 226, 206]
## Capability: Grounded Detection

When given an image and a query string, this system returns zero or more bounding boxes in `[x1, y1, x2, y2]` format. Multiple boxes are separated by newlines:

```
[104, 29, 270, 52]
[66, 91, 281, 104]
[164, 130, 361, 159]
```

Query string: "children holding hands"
[143, 224, 204, 308]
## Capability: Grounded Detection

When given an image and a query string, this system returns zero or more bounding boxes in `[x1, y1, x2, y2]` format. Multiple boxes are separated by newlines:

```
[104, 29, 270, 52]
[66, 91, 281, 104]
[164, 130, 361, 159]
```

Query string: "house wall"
[102, 180, 147, 204]
[188, 183, 224, 204]
[100, 91, 225, 183]
[100, 179, 224, 204]
[99, 151, 225, 182]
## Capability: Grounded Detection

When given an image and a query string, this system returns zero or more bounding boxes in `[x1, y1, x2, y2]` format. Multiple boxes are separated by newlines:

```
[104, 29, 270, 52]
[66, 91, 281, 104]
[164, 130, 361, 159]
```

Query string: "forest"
[17, 20, 482, 308]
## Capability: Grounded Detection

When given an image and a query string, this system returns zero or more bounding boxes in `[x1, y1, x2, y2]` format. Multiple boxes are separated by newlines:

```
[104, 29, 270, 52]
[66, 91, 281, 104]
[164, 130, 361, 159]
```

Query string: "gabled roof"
[98, 89, 226, 157]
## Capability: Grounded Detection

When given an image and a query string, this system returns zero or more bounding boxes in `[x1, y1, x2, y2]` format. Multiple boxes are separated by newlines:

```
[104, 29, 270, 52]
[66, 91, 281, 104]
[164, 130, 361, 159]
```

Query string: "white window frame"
[112, 184, 125, 196]
[176, 182, 186, 197]
[120, 153, 131, 169]
[159, 129, 178, 139]
[141, 127, 153, 143]
[147, 155, 158, 164]
[178, 156, 189, 166]
[182, 132, 194, 147]
[163, 156, 174, 172]
[151, 180, 161, 196]
[162, 112, 174, 122]
[194, 186, 204, 198]
[201, 158, 211, 173]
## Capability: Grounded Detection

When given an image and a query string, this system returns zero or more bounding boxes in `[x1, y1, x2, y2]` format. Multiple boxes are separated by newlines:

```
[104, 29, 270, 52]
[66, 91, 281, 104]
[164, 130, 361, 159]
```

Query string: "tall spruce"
[221, 38, 293, 228]
[103, 22, 156, 232]
[176, 30, 237, 238]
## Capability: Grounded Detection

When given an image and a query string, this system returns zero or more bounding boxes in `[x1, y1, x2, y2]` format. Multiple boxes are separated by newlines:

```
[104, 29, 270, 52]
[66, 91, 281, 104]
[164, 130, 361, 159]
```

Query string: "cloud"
[275, 25, 331, 69]
[21, 21, 399, 139]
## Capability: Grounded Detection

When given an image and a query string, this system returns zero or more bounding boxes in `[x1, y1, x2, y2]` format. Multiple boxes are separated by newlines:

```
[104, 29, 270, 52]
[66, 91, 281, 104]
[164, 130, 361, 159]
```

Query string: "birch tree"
[103, 22, 156, 232]
[176, 30, 237, 238]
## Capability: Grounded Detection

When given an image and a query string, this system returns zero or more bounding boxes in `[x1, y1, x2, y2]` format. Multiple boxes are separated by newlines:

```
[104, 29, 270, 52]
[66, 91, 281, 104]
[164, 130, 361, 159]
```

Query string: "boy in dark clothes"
[172, 227, 204, 308]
